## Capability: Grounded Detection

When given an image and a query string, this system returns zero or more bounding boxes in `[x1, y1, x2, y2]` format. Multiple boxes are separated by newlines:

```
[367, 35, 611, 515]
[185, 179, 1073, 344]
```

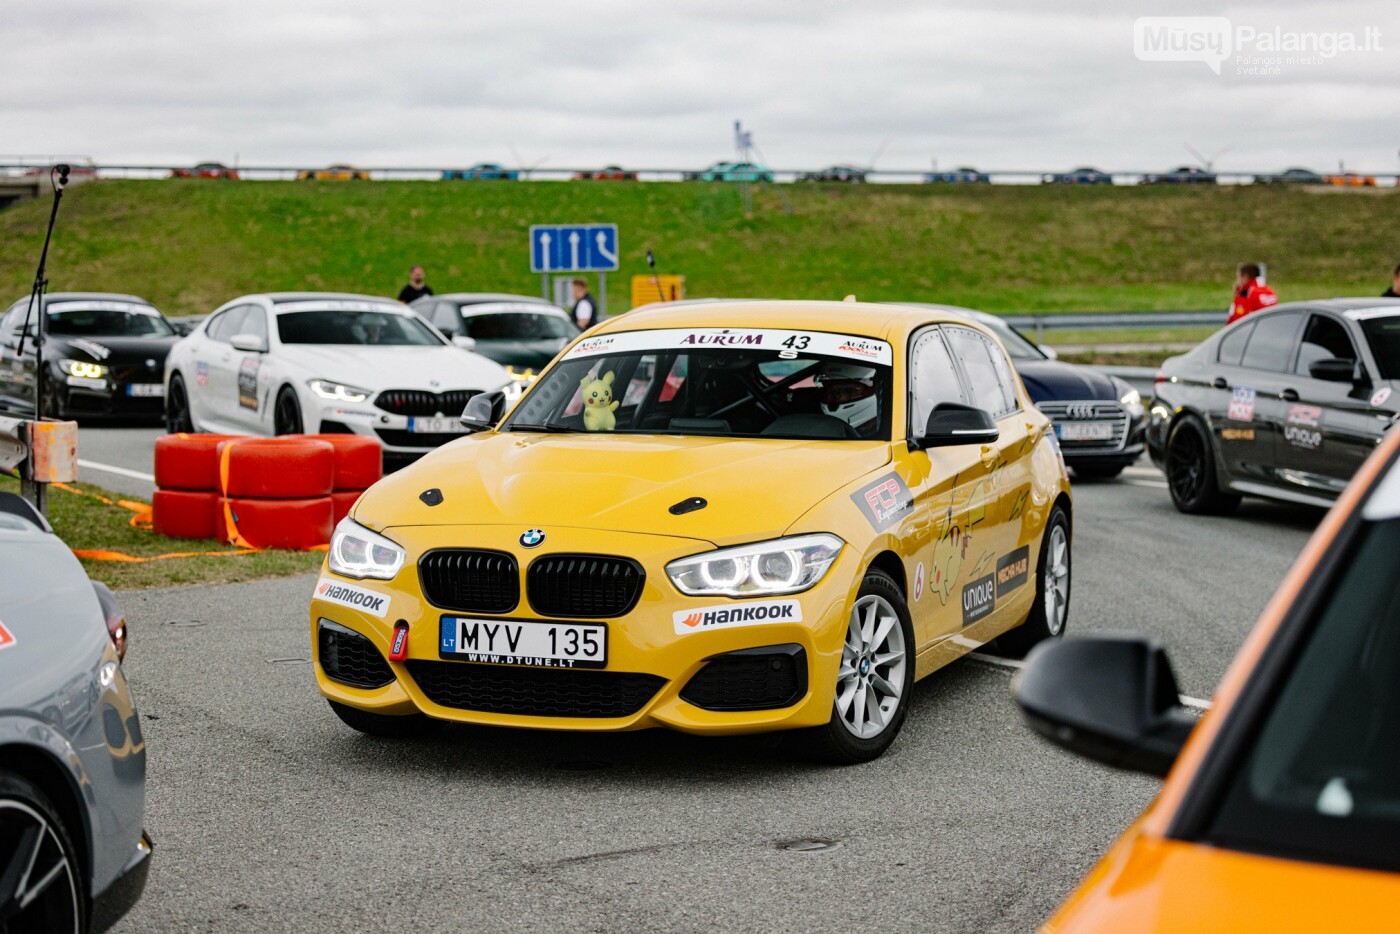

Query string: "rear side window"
[1217, 322, 1255, 366]
[945, 326, 1014, 418]
[1296, 315, 1356, 376]
[205, 305, 249, 343]
[1240, 313, 1303, 372]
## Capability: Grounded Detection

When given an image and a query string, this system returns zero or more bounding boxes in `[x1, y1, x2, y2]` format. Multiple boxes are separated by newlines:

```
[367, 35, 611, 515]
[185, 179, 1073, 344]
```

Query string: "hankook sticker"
[851, 473, 914, 532]
[315, 578, 390, 618]
[672, 599, 802, 635]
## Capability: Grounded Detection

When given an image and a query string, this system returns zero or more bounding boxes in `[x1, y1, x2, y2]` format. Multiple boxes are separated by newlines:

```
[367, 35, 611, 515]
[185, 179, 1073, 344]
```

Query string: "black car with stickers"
[1148, 299, 1400, 513]
[0, 293, 178, 420]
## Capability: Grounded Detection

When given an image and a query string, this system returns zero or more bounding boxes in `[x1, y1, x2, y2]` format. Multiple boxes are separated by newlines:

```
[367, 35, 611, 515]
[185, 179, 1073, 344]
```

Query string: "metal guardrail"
[0, 416, 26, 472]
[1003, 310, 1221, 342]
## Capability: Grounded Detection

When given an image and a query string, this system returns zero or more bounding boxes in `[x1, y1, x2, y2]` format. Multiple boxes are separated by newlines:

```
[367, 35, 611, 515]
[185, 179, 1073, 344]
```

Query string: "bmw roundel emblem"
[519, 528, 545, 548]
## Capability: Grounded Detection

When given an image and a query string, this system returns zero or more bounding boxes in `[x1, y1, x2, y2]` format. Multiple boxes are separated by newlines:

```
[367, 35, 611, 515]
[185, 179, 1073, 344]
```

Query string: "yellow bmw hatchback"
[310, 300, 1073, 761]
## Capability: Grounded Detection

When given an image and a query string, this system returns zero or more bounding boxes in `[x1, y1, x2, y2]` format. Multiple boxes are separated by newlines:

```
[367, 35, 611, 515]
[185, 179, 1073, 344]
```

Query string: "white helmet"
[818, 363, 879, 431]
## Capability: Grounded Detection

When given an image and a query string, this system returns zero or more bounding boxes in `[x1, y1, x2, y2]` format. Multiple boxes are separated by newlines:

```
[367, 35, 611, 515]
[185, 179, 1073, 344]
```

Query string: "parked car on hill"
[685, 161, 774, 182]
[297, 165, 370, 181]
[1043, 167, 1113, 185]
[798, 164, 868, 183]
[170, 162, 239, 180]
[1254, 167, 1323, 185]
[442, 163, 520, 181]
[924, 167, 990, 184]
[571, 166, 637, 181]
[1142, 165, 1217, 185]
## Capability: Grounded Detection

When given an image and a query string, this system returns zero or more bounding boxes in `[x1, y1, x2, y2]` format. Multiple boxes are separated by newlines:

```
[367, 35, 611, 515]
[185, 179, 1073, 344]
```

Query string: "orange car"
[1324, 173, 1377, 187]
[1017, 424, 1400, 930]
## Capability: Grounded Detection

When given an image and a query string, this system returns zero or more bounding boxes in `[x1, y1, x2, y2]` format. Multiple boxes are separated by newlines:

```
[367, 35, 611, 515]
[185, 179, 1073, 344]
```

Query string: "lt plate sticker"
[851, 473, 914, 531]
[673, 599, 802, 635]
[563, 328, 893, 367]
[315, 578, 390, 618]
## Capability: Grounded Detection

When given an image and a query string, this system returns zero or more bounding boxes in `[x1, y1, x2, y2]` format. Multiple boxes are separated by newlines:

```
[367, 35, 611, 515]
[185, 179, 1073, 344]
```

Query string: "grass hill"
[0, 179, 1395, 318]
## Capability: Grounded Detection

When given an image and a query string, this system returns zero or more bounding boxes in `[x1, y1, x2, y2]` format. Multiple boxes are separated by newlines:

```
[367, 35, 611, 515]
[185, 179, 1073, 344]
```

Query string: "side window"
[909, 327, 967, 432]
[1240, 313, 1303, 373]
[239, 306, 268, 341]
[945, 326, 1010, 417]
[205, 305, 248, 343]
[983, 334, 1021, 413]
[1296, 315, 1356, 376]
[1217, 321, 1254, 366]
[431, 303, 460, 334]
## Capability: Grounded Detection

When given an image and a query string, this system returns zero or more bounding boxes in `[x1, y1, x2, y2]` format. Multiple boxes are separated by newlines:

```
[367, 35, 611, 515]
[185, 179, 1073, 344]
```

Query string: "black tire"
[796, 569, 915, 764]
[0, 768, 86, 934]
[992, 504, 1072, 659]
[165, 373, 194, 433]
[1071, 463, 1125, 481]
[1165, 416, 1241, 515]
[327, 700, 443, 738]
[273, 386, 303, 436]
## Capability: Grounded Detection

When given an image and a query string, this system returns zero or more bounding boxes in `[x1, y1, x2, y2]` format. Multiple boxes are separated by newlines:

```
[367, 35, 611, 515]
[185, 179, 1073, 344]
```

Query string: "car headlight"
[666, 533, 844, 597]
[308, 379, 371, 402]
[59, 359, 108, 379]
[327, 518, 405, 580]
[1112, 378, 1144, 418]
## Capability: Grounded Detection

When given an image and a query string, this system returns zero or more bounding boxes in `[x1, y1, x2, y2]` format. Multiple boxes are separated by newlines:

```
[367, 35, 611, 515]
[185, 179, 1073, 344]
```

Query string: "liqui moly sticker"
[563, 328, 893, 366]
[673, 599, 802, 635]
[315, 578, 390, 618]
[1227, 386, 1256, 422]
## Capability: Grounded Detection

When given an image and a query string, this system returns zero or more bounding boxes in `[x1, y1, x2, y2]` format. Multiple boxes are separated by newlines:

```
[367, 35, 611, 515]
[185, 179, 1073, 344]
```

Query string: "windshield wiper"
[507, 422, 587, 433]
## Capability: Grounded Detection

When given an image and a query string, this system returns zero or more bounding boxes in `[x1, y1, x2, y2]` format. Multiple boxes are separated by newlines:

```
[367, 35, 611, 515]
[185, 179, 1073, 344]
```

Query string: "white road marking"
[968, 652, 1211, 710]
[1122, 479, 1169, 489]
[77, 459, 155, 482]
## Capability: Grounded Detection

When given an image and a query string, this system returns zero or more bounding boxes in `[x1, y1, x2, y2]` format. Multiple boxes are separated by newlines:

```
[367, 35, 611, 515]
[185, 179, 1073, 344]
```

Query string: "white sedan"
[164, 292, 519, 463]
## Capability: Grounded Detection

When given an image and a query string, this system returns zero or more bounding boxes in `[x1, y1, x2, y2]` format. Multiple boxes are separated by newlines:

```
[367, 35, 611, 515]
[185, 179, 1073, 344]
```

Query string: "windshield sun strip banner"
[47, 301, 160, 316]
[275, 300, 407, 314]
[563, 328, 893, 366]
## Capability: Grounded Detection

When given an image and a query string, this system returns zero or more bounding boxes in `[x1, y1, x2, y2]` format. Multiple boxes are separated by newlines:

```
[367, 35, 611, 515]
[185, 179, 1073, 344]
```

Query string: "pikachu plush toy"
[580, 371, 620, 431]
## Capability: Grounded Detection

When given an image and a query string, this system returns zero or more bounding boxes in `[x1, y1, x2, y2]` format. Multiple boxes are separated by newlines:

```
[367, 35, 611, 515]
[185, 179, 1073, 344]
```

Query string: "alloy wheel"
[1167, 427, 1206, 501]
[1043, 524, 1070, 636]
[836, 594, 908, 740]
[0, 799, 81, 934]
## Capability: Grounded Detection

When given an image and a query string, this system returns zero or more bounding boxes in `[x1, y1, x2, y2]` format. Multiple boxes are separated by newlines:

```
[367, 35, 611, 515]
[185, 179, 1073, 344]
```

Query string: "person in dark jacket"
[571, 278, 598, 330]
[1383, 262, 1400, 298]
[397, 265, 433, 303]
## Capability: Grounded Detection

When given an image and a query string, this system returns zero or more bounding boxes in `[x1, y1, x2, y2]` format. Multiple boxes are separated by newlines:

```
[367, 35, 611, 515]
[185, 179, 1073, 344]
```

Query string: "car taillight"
[1154, 369, 1168, 386]
[106, 609, 127, 661]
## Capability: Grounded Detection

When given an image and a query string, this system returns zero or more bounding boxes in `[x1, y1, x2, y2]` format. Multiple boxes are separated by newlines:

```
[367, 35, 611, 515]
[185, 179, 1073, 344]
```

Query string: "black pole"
[646, 249, 666, 304]
[17, 164, 69, 420]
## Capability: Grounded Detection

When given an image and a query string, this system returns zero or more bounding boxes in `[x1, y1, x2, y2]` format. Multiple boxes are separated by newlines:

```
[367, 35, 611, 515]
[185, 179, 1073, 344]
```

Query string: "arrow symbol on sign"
[538, 232, 552, 271]
[594, 231, 617, 266]
[568, 231, 580, 270]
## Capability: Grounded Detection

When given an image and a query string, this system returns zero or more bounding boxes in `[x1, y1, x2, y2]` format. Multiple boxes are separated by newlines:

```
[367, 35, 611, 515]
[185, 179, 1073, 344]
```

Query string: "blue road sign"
[529, 223, 619, 273]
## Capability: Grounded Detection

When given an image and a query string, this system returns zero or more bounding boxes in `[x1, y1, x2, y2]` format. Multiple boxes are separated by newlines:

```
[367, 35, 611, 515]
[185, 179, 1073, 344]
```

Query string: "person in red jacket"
[1227, 262, 1279, 324]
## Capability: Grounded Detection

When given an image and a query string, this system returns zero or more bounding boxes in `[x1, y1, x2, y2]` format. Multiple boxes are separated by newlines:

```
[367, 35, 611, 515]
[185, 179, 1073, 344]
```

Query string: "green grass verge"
[0, 473, 323, 590]
[0, 181, 1395, 317]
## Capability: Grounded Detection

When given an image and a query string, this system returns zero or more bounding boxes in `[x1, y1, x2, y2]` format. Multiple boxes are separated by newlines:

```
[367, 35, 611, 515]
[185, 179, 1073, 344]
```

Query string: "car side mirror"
[452, 335, 477, 352]
[229, 333, 268, 353]
[460, 390, 506, 431]
[171, 320, 193, 336]
[1308, 357, 1358, 383]
[912, 402, 999, 450]
[1039, 344, 1058, 360]
[1014, 634, 1197, 778]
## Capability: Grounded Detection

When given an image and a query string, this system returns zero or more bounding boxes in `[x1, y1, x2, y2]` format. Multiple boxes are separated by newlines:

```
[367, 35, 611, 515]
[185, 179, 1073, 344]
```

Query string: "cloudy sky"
[3, 0, 1397, 174]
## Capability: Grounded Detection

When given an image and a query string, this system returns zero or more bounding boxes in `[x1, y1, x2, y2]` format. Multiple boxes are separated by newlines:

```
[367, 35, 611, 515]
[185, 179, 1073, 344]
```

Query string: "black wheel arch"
[863, 550, 907, 600]
[1, 742, 92, 892]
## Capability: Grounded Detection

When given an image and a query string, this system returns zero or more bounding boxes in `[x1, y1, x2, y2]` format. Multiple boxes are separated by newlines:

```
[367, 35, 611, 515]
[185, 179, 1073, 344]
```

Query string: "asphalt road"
[75, 424, 162, 499]
[106, 470, 1321, 933]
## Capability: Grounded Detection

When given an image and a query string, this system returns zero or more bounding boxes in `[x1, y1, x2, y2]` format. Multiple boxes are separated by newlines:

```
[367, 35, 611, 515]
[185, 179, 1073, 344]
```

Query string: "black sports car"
[411, 293, 580, 376]
[1148, 298, 1400, 513]
[0, 292, 178, 420]
[901, 304, 1147, 477]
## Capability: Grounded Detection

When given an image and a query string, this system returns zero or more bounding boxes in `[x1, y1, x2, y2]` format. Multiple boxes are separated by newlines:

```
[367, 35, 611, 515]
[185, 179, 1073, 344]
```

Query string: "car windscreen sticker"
[68, 339, 112, 361]
[562, 328, 893, 366]
[315, 578, 390, 618]
[1227, 386, 1256, 422]
[1284, 404, 1323, 450]
[851, 473, 914, 532]
[962, 573, 996, 625]
[238, 359, 261, 410]
[276, 300, 405, 314]
[996, 546, 1030, 596]
[0, 618, 14, 651]
[48, 301, 158, 316]
[1372, 387, 1392, 407]
[672, 599, 802, 635]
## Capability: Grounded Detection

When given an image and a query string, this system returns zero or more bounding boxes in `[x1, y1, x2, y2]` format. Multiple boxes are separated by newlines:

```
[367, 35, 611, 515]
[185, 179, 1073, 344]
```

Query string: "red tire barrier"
[309, 434, 382, 490]
[153, 434, 240, 492]
[152, 489, 221, 540]
[217, 496, 334, 550]
[216, 438, 334, 499]
[331, 490, 362, 524]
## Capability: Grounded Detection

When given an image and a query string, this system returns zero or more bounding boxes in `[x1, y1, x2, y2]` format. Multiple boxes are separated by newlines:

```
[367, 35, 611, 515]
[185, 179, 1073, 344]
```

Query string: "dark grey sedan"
[0, 493, 150, 932]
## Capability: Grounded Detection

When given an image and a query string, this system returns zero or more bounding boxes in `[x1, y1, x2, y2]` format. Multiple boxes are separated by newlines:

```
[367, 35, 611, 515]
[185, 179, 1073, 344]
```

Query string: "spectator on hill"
[571, 278, 598, 330]
[397, 265, 433, 303]
[1383, 262, 1400, 298]
[1226, 263, 1279, 324]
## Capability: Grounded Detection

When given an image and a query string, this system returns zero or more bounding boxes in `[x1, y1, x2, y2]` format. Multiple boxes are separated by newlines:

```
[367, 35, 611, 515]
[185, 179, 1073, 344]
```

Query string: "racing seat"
[761, 413, 859, 440]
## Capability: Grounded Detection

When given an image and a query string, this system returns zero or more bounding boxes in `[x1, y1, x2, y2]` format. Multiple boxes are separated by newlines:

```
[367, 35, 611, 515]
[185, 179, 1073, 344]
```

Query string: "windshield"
[46, 306, 174, 337]
[504, 327, 894, 441]
[1206, 516, 1400, 872]
[463, 312, 578, 341]
[1361, 316, 1400, 380]
[975, 317, 1045, 361]
[277, 310, 443, 346]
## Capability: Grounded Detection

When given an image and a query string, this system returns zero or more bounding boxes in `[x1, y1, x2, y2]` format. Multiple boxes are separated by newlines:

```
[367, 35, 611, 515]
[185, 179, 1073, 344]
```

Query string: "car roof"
[590, 299, 967, 343]
[434, 293, 556, 306]
[266, 292, 402, 305]
[457, 302, 571, 318]
[39, 292, 153, 305]
[1244, 298, 1400, 320]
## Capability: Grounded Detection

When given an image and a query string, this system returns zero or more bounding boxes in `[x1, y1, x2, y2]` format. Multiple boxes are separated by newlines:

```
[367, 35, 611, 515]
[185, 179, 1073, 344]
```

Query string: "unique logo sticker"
[1372, 387, 1392, 407]
[851, 473, 914, 531]
[1227, 386, 1256, 422]
[519, 528, 545, 548]
[0, 618, 15, 652]
[962, 573, 996, 626]
[195, 360, 209, 387]
[237, 358, 261, 410]
[913, 562, 925, 602]
[996, 546, 1029, 596]
[1221, 428, 1255, 441]
[1284, 405, 1323, 450]
[315, 578, 390, 618]
[672, 600, 802, 635]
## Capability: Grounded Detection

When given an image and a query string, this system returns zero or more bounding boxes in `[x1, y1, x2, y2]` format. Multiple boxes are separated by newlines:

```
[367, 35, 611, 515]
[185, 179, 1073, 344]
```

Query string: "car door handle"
[1280, 388, 1299, 402]
[1212, 377, 1228, 389]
